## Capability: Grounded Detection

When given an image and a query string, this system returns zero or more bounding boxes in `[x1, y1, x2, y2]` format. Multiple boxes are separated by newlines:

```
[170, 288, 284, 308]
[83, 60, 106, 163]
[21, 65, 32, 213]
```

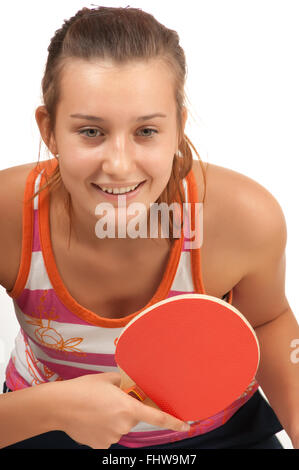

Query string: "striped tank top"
[5, 158, 259, 448]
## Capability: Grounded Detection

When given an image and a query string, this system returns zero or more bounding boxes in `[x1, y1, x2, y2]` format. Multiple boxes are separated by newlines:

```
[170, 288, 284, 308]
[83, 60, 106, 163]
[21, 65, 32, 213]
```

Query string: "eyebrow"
[70, 113, 167, 122]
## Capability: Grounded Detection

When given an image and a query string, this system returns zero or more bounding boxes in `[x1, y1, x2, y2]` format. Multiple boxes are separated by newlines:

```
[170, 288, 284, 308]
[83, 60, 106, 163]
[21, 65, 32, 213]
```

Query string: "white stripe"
[25, 251, 52, 290]
[33, 170, 44, 210]
[171, 251, 195, 291]
[182, 177, 188, 204]
[26, 337, 118, 373]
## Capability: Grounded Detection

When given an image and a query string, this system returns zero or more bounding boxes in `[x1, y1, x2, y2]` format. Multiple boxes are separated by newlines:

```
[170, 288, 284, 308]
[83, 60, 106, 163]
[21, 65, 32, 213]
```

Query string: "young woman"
[0, 6, 298, 449]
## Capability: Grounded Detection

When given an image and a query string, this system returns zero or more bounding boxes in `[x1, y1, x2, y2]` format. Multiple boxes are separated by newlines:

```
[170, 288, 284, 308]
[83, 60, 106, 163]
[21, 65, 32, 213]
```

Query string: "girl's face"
[44, 58, 186, 235]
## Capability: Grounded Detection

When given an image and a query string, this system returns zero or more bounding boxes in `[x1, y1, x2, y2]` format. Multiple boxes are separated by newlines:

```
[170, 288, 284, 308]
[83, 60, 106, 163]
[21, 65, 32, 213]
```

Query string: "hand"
[54, 372, 190, 449]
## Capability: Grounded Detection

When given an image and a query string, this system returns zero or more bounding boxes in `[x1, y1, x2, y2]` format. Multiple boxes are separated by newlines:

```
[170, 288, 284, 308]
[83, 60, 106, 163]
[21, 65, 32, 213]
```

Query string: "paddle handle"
[119, 366, 161, 410]
[123, 384, 147, 402]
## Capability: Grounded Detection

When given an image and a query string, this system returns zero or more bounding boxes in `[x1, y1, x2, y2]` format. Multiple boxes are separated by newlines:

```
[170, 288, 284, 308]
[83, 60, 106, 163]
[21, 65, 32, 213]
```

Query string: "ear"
[35, 106, 58, 156]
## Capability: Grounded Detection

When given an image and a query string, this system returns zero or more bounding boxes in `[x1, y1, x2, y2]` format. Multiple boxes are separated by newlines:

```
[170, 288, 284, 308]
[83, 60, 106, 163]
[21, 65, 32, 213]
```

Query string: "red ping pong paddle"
[114, 294, 260, 422]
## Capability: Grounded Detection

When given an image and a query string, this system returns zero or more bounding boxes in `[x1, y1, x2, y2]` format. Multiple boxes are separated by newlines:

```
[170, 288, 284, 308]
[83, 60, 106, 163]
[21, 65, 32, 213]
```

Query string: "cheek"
[57, 156, 90, 197]
[146, 152, 174, 178]
[59, 161, 80, 185]
[58, 147, 90, 177]
[148, 157, 174, 199]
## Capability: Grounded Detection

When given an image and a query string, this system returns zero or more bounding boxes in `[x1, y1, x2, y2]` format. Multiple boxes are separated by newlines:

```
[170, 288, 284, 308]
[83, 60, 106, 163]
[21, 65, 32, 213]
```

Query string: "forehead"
[58, 58, 176, 116]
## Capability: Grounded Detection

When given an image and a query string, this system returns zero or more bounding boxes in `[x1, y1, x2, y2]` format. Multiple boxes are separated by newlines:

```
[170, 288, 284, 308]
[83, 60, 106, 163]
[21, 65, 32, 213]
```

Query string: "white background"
[0, 0, 298, 449]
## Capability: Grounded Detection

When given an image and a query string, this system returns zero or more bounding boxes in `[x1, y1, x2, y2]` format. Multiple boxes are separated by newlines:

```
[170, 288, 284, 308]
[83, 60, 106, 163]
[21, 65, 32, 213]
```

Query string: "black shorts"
[1, 382, 283, 449]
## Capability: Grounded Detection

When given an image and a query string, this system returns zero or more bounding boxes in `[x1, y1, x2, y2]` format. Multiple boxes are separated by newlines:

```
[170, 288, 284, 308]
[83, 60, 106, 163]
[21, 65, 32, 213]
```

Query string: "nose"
[101, 134, 136, 177]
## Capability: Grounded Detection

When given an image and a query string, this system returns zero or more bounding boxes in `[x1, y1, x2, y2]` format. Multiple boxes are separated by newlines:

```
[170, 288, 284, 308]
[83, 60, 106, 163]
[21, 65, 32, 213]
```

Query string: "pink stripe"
[5, 358, 31, 391]
[15, 289, 92, 326]
[38, 358, 105, 380]
[32, 210, 41, 252]
[167, 290, 194, 298]
[25, 332, 117, 367]
[183, 240, 193, 251]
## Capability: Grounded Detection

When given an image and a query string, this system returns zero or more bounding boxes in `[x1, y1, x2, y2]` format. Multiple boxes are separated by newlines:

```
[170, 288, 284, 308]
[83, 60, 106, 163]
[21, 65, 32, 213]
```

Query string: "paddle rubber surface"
[115, 294, 259, 421]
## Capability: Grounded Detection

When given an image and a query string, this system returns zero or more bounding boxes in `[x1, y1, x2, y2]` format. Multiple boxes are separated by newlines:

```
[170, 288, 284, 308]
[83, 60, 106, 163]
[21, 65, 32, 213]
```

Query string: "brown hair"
[33, 6, 206, 245]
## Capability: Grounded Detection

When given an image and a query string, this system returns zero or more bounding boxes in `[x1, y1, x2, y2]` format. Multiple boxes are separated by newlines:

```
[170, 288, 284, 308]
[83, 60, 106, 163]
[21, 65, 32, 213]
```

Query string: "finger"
[101, 372, 122, 387]
[133, 401, 190, 432]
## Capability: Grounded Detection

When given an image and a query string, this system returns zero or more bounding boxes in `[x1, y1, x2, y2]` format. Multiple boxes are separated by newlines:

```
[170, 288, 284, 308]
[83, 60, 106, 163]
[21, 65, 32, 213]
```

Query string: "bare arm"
[0, 373, 190, 449]
[254, 308, 299, 448]
[0, 381, 60, 448]
[231, 183, 299, 448]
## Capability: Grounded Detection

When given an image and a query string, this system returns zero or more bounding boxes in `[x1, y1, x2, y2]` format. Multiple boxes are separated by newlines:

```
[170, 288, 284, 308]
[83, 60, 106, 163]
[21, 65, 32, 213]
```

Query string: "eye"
[77, 127, 158, 139]
[138, 128, 158, 138]
[78, 128, 101, 138]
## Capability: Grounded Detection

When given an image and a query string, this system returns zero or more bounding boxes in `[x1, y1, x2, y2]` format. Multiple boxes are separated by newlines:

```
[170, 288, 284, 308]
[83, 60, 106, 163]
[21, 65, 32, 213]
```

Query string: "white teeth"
[98, 183, 140, 194]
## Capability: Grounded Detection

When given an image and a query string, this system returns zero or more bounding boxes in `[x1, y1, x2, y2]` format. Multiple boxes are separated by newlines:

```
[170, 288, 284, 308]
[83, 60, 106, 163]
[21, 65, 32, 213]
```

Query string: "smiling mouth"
[92, 180, 146, 195]
[92, 181, 145, 196]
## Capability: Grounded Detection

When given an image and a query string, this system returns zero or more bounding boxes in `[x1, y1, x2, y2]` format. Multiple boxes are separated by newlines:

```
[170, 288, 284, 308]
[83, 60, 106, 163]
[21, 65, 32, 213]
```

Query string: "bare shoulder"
[210, 161, 285, 245]
[0, 161, 38, 289]
[192, 158, 286, 267]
